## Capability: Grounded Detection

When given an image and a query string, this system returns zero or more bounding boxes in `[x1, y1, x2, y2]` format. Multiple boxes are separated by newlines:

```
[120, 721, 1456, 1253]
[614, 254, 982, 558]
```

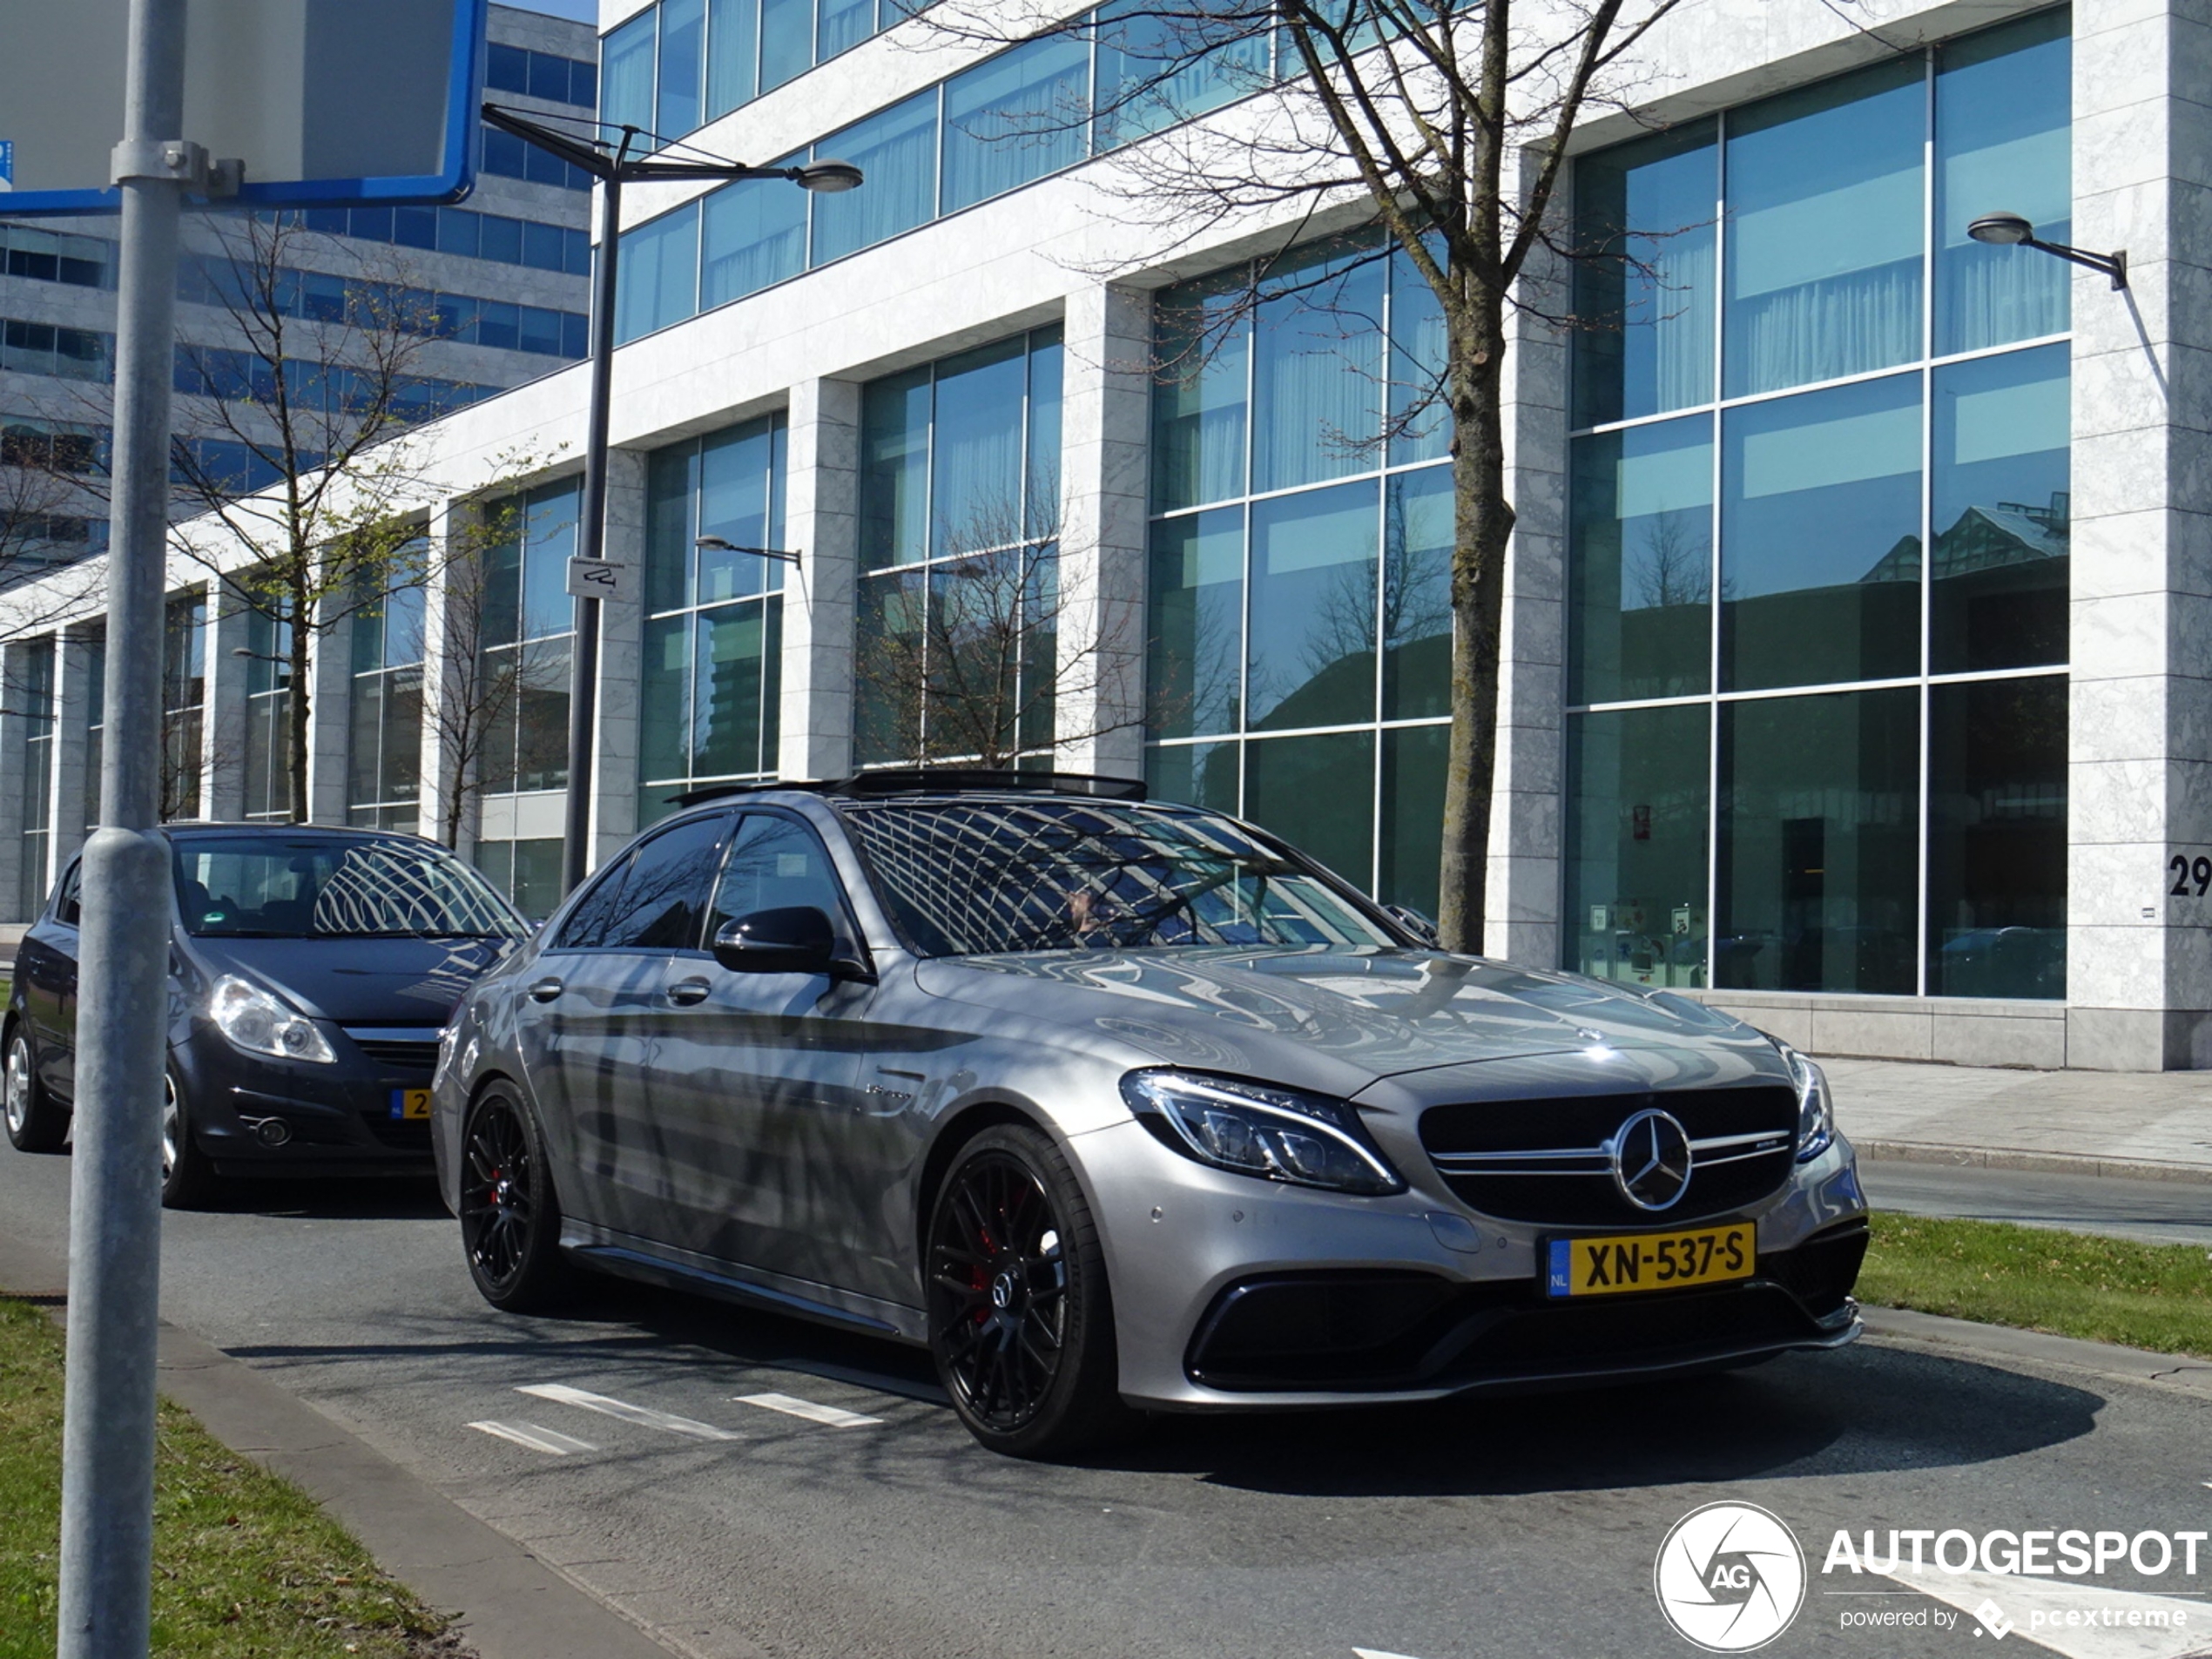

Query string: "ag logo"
[1653, 1501, 1805, 1651]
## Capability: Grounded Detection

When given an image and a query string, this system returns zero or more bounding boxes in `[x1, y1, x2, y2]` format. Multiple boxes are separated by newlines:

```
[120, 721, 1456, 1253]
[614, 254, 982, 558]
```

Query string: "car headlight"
[1774, 1039, 1833, 1162]
[1120, 1069, 1405, 1196]
[209, 974, 335, 1064]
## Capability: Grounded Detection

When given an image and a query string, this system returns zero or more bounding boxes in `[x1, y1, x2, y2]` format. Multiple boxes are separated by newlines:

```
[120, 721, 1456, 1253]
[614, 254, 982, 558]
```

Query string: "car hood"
[913, 946, 1778, 1096]
[183, 934, 514, 1026]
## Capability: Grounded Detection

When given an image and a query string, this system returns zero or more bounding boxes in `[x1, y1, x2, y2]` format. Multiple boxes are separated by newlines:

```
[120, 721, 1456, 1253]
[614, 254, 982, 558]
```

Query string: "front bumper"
[1075, 1116, 1869, 1410]
[172, 1020, 438, 1178]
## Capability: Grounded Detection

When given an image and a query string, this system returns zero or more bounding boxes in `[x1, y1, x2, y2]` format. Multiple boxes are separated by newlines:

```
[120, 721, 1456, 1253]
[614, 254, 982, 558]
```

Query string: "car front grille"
[346, 1033, 442, 1073]
[1418, 1085, 1799, 1226]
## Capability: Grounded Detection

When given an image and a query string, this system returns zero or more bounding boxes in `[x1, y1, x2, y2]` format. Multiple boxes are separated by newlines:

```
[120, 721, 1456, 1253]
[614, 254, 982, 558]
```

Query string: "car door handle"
[665, 978, 711, 1007]
[528, 976, 564, 1002]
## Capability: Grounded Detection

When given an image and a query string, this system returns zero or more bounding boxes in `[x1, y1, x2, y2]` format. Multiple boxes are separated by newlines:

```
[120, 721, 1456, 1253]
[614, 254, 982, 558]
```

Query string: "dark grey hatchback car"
[3, 824, 528, 1205]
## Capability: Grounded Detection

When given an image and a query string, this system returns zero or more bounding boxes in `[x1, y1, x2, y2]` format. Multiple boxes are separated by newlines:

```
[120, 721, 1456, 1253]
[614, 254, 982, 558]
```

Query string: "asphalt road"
[1860, 1158, 2212, 1247]
[3, 1145, 2209, 1659]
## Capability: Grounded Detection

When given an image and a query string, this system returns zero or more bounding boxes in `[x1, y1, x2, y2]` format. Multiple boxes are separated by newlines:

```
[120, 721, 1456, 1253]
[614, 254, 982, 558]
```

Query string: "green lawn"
[1859, 1211, 2212, 1360]
[0, 1296, 457, 1659]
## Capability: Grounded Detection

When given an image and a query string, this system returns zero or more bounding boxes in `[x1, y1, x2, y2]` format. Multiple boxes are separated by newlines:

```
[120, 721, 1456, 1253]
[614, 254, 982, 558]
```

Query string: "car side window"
[551, 852, 633, 950]
[706, 813, 855, 946]
[54, 861, 82, 927]
[597, 813, 734, 950]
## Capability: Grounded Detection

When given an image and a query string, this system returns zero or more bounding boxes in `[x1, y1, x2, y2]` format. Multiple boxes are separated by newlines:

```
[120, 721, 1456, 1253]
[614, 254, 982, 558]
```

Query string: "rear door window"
[54, 862, 82, 927]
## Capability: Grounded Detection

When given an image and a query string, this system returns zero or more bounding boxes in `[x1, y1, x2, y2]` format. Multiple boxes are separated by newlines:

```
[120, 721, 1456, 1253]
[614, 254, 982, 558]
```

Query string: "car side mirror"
[711, 907, 840, 976]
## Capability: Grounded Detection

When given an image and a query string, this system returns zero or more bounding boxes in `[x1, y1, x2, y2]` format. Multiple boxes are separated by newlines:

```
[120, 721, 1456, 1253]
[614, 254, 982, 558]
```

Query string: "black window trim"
[691, 805, 871, 971]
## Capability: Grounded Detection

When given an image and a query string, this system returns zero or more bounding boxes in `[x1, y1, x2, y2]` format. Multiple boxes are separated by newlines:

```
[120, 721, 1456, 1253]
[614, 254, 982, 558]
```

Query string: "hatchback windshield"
[840, 799, 1399, 956]
[172, 836, 527, 940]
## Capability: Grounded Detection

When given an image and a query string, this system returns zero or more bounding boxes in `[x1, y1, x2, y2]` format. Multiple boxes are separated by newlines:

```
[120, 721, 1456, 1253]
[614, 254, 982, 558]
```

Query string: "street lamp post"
[481, 104, 860, 895]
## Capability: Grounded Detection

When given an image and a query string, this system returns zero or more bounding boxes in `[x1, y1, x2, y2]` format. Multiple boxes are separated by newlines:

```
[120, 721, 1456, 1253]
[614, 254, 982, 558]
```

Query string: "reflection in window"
[478, 482, 578, 797]
[1379, 724, 1449, 920]
[1146, 509, 1242, 740]
[1244, 730, 1377, 889]
[473, 837, 563, 921]
[1932, 343, 2068, 671]
[1382, 467, 1452, 719]
[1572, 121, 1717, 428]
[13, 640, 56, 919]
[856, 329, 1062, 768]
[347, 564, 426, 833]
[162, 593, 206, 822]
[1567, 705, 1710, 988]
[1722, 374, 1920, 691]
[1246, 480, 1379, 732]
[640, 415, 786, 814]
[1569, 416, 1712, 704]
[1724, 60, 1924, 398]
[1717, 688, 1918, 995]
[615, 204, 701, 345]
[1937, 10, 2071, 354]
[1252, 245, 1383, 493]
[701, 163, 808, 309]
[242, 608, 292, 821]
[1151, 277, 1250, 513]
[1927, 676, 2066, 999]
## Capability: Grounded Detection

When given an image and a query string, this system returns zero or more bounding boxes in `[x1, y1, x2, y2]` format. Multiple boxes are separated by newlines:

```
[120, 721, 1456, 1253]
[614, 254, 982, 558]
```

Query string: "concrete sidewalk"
[1821, 1055, 2212, 1184]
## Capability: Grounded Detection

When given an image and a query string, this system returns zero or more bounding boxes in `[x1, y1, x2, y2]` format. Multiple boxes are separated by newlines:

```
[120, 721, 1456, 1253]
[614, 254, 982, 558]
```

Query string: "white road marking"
[733, 1392, 883, 1428]
[1353, 1649, 1428, 1658]
[1882, 1566, 2209, 1659]
[468, 1420, 598, 1456]
[517, 1383, 744, 1442]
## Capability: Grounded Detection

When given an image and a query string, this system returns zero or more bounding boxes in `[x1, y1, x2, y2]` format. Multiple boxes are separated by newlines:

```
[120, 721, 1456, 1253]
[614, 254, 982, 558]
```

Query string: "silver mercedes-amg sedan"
[433, 772, 1869, 1458]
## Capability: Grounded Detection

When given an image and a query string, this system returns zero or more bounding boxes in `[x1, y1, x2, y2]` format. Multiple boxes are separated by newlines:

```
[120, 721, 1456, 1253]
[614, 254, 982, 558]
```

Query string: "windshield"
[839, 799, 1399, 957]
[172, 836, 528, 941]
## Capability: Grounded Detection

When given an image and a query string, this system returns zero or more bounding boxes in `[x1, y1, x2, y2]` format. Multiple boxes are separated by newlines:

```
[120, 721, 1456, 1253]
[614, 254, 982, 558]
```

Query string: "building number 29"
[2168, 853, 2211, 896]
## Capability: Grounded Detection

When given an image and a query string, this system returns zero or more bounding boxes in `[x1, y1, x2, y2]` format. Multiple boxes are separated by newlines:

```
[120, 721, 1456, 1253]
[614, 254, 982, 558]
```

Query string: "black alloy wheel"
[459, 1083, 570, 1312]
[925, 1124, 1130, 1459]
[3, 1025, 69, 1154]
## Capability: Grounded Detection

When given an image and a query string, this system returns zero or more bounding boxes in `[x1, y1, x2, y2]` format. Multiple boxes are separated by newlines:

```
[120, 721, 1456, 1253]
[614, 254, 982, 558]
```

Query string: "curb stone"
[0, 1228, 699, 1659]
[1860, 1305, 2212, 1401]
[1853, 1139, 2212, 1186]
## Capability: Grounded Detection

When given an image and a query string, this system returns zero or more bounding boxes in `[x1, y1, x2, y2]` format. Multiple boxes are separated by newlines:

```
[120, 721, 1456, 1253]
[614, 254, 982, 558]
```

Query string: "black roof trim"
[668, 770, 1148, 809]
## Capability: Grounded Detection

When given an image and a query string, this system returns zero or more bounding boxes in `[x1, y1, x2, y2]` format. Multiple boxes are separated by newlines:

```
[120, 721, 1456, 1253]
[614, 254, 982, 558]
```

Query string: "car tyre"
[3, 1025, 69, 1154]
[926, 1123, 1134, 1460]
[459, 1082, 572, 1312]
[161, 1066, 222, 1210]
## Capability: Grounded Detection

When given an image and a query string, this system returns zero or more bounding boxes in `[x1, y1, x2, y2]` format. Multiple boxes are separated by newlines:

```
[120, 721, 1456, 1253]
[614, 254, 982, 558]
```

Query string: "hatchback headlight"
[1121, 1069, 1405, 1196]
[1774, 1039, 1833, 1162]
[209, 975, 335, 1064]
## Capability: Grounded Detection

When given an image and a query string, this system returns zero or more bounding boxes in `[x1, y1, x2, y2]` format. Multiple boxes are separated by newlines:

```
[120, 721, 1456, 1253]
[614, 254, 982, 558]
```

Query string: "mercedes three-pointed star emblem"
[1608, 1107, 1694, 1211]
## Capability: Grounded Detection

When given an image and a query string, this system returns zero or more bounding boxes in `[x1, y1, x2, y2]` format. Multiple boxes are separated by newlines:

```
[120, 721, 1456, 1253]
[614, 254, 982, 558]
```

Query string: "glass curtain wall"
[13, 640, 56, 918]
[1144, 239, 1453, 913]
[1564, 8, 2070, 1000]
[161, 593, 206, 821]
[478, 482, 578, 799]
[857, 327, 1063, 768]
[600, 0, 907, 145]
[347, 563, 427, 832]
[241, 607, 293, 821]
[613, 17, 1271, 341]
[639, 413, 787, 826]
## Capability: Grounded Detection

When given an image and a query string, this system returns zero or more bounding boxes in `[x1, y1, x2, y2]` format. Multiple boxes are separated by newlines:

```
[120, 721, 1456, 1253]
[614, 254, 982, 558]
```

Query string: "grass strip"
[0, 1295, 462, 1659]
[1859, 1211, 2212, 1360]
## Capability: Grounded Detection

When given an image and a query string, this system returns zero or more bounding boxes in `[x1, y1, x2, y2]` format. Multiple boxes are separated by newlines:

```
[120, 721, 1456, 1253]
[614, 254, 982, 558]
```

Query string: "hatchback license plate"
[1545, 1223, 1753, 1298]
[389, 1088, 431, 1122]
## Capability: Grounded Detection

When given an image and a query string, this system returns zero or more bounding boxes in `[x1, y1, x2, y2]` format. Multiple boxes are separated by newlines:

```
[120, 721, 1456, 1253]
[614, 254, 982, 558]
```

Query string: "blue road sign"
[0, 0, 489, 216]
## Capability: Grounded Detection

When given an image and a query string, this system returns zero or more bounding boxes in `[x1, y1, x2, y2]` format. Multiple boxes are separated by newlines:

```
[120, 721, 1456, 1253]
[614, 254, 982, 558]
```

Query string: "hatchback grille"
[349, 1036, 441, 1073]
[1418, 1085, 1799, 1226]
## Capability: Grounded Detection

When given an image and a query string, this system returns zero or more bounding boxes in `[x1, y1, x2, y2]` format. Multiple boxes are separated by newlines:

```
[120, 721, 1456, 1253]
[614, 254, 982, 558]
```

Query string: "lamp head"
[795, 158, 864, 193]
[1967, 212, 2034, 246]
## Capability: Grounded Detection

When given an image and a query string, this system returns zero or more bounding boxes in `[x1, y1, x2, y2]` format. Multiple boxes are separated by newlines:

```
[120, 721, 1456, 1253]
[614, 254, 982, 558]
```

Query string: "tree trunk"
[287, 588, 313, 823]
[1438, 314, 1514, 957]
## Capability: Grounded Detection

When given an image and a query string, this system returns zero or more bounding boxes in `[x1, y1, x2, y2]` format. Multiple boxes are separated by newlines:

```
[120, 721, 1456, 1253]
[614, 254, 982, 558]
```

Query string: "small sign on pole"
[566, 557, 628, 600]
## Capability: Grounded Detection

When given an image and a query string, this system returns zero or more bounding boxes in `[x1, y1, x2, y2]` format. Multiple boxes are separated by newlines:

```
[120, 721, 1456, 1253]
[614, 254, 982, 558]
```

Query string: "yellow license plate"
[390, 1088, 432, 1122]
[1544, 1223, 1754, 1298]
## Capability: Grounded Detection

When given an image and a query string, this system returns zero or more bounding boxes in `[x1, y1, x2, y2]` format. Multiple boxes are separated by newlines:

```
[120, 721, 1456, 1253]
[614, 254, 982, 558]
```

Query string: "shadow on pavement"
[194, 1173, 450, 1222]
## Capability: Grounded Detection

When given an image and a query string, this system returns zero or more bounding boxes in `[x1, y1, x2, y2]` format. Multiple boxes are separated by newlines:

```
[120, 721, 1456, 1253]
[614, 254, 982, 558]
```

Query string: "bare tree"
[1629, 509, 1710, 610]
[856, 495, 1145, 770]
[920, 0, 1682, 948]
[159, 212, 533, 822]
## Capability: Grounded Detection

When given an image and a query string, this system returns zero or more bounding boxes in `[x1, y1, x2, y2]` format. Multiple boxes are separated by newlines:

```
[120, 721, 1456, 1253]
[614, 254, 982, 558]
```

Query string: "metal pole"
[561, 164, 623, 896]
[57, 0, 189, 1652]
